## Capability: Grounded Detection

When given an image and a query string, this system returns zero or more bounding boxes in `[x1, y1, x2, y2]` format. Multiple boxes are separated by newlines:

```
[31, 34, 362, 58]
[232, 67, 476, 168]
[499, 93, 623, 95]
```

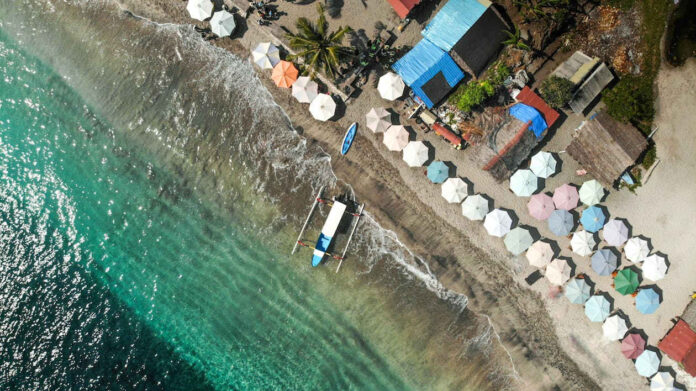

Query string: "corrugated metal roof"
[569, 63, 615, 114]
[516, 86, 560, 128]
[421, 0, 488, 51]
[659, 320, 696, 362]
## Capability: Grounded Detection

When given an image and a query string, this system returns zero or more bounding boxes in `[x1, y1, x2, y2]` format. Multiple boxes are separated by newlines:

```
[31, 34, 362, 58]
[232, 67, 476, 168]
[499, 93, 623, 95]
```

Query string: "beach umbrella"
[603, 315, 629, 341]
[636, 288, 661, 314]
[625, 237, 650, 263]
[292, 76, 319, 104]
[186, 0, 213, 21]
[571, 230, 596, 256]
[383, 125, 409, 151]
[553, 184, 579, 210]
[526, 240, 554, 268]
[210, 10, 236, 37]
[251, 42, 280, 69]
[614, 268, 640, 295]
[527, 193, 555, 220]
[402, 141, 429, 167]
[580, 205, 606, 233]
[622, 333, 646, 359]
[529, 151, 557, 178]
[377, 72, 405, 101]
[591, 249, 618, 276]
[546, 258, 571, 286]
[579, 179, 604, 206]
[461, 194, 489, 221]
[484, 209, 513, 238]
[584, 295, 611, 322]
[635, 350, 660, 377]
[441, 178, 468, 203]
[309, 94, 336, 122]
[565, 278, 591, 304]
[548, 209, 575, 236]
[272, 61, 299, 88]
[504, 227, 534, 255]
[365, 107, 391, 133]
[427, 161, 449, 184]
[603, 219, 630, 247]
[642, 254, 668, 281]
[509, 169, 538, 197]
[650, 372, 676, 391]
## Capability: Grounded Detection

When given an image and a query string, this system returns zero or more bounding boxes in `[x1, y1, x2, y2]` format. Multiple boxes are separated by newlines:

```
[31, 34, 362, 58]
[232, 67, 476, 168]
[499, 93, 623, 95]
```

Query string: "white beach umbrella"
[603, 315, 629, 341]
[546, 258, 571, 286]
[383, 125, 409, 151]
[251, 42, 280, 69]
[461, 194, 489, 221]
[292, 76, 319, 104]
[377, 72, 405, 101]
[579, 179, 604, 206]
[210, 10, 236, 37]
[642, 254, 668, 281]
[187, 0, 213, 21]
[441, 178, 469, 204]
[365, 107, 391, 133]
[509, 169, 538, 197]
[526, 240, 554, 268]
[530, 151, 557, 178]
[570, 230, 596, 256]
[504, 227, 534, 255]
[484, 209, 513, 238]
[650, 372, 676, 391]
[625, 237, 650, 263]
[309, 94, 336, 122]
[602, 219, 629, 247]
[635, 350, 660, 378]
[402, 141, 429, 167]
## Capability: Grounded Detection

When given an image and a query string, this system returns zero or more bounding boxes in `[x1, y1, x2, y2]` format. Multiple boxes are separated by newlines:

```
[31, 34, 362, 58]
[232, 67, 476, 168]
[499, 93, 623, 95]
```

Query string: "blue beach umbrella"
[565, 278, 591, 304]
[580, 205, 606, 233]
[591, 249, 618, 276]
[548, 209, 575, 236]
[427, 161, 449, 184]
[584, 295, 611, 322]
[635, 350, 660, 377]
[636, 288, 661, 314]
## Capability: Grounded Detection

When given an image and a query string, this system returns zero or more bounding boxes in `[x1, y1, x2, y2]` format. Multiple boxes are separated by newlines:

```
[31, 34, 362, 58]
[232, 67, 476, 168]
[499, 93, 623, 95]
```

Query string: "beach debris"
[602, 219, 630, 247]
[484, 209, 513, 238]
[565, 278, 591, 304]
[553, 184, 579, 210]
[527, 193, 555, 220]
[461, 194, 489, 221]
[650, 372, 676, 391]
[642, 254, 668, 281]
[504, 227, 534, 256]
[427, 161, 450, 184]
[584, 295, 611, 322]
[614, 268, 639, 295]
[580, 205, 606, 233]
[210, 10, 236, 37]
[186, 0, 213, 21]
[292, 76, 319, 104]
[509, 169, 538, 197]
[579, 179, 605, 206]
[621, 333, 646, 359]
[624, 237, 650, 263]
[603, 314, 629, 341]
[377, 72, 405, 101]
[548, 209, 575, 237]
[365, 107, 391, 133]
[383, 125, 410, 152]
[635, 350, 661, 377]
[636, 288, 661, 314]
[591, 248, 618, 276]
[529, 151, 557, 178]
[441, 177, 469, 203]
[309, 94, 336, 122]
[272, 61, 299, 88]
[251, 42, 280, 69]
[526, 240, 554, 268]
[570, 230, 596, 256]
[402, 141, 430, 167]
[546, 258, 571, 286]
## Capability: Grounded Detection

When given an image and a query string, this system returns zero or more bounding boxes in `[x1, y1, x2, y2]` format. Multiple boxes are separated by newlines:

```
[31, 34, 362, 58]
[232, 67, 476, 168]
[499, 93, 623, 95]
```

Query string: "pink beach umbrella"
[621, 333, 646, 359]
[527, 193, 555, 220]
[553, 184, 579, 210]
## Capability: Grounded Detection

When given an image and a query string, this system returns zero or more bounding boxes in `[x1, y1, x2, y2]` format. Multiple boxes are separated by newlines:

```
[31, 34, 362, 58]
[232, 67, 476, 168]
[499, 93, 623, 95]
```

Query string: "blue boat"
[312, 200, 346, 267]
[341, 122, 357, 155]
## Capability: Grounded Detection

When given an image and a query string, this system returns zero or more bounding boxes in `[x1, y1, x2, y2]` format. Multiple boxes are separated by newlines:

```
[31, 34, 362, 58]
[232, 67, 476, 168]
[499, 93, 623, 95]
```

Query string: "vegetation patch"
[539, 76, 574, 108]
[449, 63, 510, 112]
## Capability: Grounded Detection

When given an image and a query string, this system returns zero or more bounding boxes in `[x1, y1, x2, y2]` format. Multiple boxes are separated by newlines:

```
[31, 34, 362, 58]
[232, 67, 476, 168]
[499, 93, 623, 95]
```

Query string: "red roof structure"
[386, 0, 420, 18]
[659, 320, 696, 376]
[516, 86, 560, 128]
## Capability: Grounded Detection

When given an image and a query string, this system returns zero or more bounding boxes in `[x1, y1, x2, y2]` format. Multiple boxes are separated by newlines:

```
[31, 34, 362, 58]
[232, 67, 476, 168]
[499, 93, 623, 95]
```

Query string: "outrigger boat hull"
[312, 200, 346, 266]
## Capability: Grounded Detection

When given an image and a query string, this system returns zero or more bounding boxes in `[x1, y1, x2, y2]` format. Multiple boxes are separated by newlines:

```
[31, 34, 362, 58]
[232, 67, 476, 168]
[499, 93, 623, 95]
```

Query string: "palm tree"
[502, 25, 532, 51]
[285, 4, 353, 78]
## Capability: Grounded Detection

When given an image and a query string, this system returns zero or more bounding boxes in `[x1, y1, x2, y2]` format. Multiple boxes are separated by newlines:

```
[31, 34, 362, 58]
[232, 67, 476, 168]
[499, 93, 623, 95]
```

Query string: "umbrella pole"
[292, 186, 324, 254]
[335, 203, 364, 273]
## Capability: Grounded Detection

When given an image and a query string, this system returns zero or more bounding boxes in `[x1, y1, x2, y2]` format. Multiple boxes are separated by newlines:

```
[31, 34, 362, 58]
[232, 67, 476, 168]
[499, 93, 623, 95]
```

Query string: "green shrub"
[539, 76, 574, 108]
[602, 75, 655, 132]
[448, 62, 510, 112]
[641, 145, 657, 169]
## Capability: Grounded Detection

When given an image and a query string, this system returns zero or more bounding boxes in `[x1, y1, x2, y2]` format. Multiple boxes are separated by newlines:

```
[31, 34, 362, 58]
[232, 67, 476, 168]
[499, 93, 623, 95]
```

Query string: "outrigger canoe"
[341, 122, 357, 155]
[311, 200, 346, 267]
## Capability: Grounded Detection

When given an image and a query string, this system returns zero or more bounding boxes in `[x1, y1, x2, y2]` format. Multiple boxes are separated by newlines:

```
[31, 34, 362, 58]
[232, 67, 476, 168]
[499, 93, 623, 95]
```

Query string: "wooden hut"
[552, 51, 615, 114]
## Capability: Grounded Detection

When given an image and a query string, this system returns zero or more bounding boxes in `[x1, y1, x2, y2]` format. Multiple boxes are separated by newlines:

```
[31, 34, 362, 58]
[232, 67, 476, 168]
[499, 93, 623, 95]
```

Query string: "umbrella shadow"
[659, 366, 686, 389]
[520, 225, 541, 242]
[550, 152, 563, 177]
[422, 140, 436, 166]
[479, 193, 495, 211]
[442, 161, 457, 178]
[655, 251, 671, 270]
[331, 96, 347, 121]
[404, 125, 417, 141]
[460, 177, 474, 196]
[541, 238, 562, 258]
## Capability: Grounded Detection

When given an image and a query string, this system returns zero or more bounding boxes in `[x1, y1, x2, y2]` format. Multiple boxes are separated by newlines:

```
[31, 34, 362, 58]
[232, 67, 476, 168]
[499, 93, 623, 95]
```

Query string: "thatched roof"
[566, 112, 647, 186]
[568, 63, 614, 114]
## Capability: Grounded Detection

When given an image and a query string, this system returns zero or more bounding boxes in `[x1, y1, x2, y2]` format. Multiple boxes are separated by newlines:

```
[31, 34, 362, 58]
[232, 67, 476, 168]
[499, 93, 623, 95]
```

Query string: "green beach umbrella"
[614, 269, 639, 295]
[504, 227, 534, 255]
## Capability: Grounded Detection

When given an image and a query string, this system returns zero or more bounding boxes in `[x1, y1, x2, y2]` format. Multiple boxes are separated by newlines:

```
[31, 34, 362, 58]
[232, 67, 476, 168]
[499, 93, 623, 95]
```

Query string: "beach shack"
[392, 39, 465, 108]
[421, 0, 508, 78]
[566, 111, 647, 187]
[658, 319, 696, 377]
[386, 0, 421, 18]
[552, 51, 615, 114]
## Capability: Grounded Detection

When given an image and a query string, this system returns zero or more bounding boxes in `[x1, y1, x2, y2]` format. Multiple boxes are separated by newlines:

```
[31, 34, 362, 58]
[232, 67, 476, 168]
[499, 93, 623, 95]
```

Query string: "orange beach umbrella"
[272, 61, 298, 88]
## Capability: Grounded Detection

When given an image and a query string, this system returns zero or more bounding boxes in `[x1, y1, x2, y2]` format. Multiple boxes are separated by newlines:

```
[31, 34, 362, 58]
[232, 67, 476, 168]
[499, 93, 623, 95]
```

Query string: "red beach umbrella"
[621, 333, 646, 359]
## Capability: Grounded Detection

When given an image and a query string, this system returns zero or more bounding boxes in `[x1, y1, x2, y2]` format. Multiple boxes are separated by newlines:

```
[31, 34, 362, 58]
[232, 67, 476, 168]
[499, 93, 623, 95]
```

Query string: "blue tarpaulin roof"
[509, 103, 548, 137]
[421, 0, 488, 51]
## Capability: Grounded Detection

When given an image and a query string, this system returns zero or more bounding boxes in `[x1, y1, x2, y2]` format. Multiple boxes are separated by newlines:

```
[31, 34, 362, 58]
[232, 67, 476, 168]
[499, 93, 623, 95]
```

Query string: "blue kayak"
[341, 122, 357, 155]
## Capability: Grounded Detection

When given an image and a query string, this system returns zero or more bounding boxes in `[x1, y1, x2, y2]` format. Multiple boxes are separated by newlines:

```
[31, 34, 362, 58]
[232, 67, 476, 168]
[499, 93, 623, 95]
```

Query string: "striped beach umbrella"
[614, 268, 639, 295]
[650, 372, 676, 391]
[548, 209, 575, 236]
[642, 254, 668, 281]
[427, 161, 449, 184]
[591, 248, 618, 276]
[526, 240, 554, 268]
[579, 179, 604, 206]
[571, 230, 596, 256]
[636, 288, 660, 314]
[603, 219, 629, 247]
[272, 61, 299, 88]
[546, 258, 571, 286]
[553, 184, 579, 210]
[210, 10, 236, 37]
[580, 205, 606, 233]
[402, 141, 429, 167]
[603, 314, 628, 341]
[365, 107, 391, 133]
[441, 178, 468, 203]
[186, 0, 213, 21]
[510, 169, 538, 197]
[377, 72, 405, 101]
[504, 227, 534, 255]
[529, 151, 557, 178]
[461, 194, 489, 221]
[565, 278, 591, 304]
[484, 209, 512, 238]
[251, 42, 280, 69]
[292, 76, 319, 104]
[527, 193, 555, 220]
[635, 350, 660, 377]
[309, 94, 336, 122]
[625, 237, 650, 263]
[584, 295, 611, 322]
[621, 333, 646, 359]
[383, 125, 409, 151]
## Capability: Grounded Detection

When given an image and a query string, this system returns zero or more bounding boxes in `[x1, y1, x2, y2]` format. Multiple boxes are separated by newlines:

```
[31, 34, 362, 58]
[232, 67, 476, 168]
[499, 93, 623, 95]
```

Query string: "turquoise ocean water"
[0, 1, 514, 390]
